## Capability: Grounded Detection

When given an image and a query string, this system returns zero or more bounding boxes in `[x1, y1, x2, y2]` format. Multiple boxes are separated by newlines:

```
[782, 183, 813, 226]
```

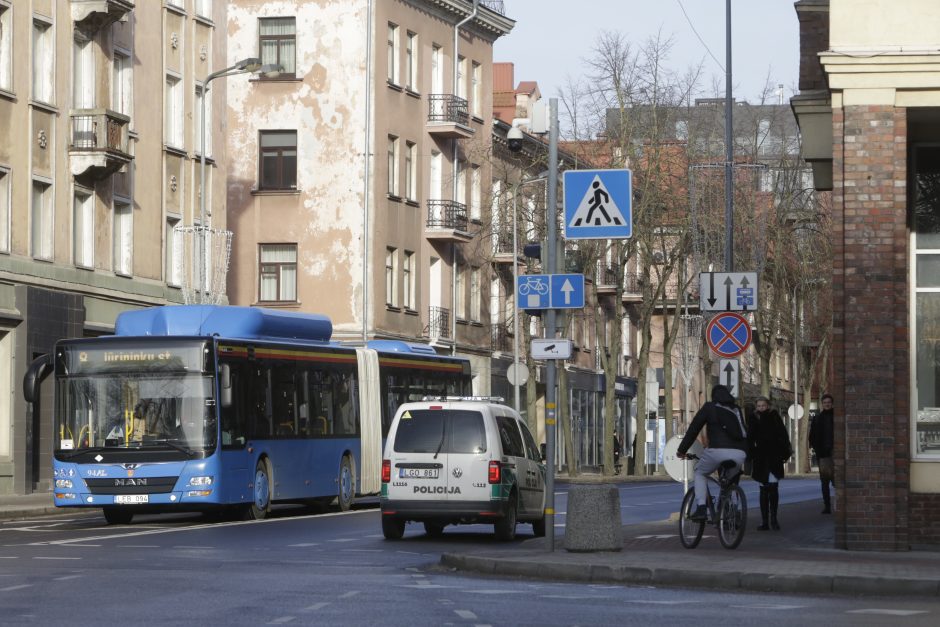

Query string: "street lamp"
[197, 58, 282, 303]
[510, 175, 547, 411]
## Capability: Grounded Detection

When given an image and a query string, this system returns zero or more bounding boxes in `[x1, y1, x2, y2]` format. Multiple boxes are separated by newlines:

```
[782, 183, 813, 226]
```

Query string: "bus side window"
[220, 361, 248, 448]
[333, 370, 357, 436]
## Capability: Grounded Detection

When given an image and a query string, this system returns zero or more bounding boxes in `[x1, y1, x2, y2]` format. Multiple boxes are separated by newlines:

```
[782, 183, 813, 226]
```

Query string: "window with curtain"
[470, 164, 481, 220]
[471, 61, 481, 117]
[405, 32, 417, 90]
[73, 189, 94, 268]
[165, 74, 183, 147]
[259, 243, 297, 302]
[457, 56, 466, 100]
[113, 199, 132, 275]
[112, 49, 132, 116]
[259, 17, 295, 78]
[456, 265, 466, 320]
[31, 180, 52, 260]
[387, 135, 399, 196]
[259, 130, 297, 190]
[405, 141, 416, 201]
[166, 217, 181, 286]
[470, 266, 481, 322]
[195, 0, 212, 18]
[32, 19, 53, 103]
[387, 23, 399, 84]
[195, 83, 211, 157]
[73, 32, 94, 109]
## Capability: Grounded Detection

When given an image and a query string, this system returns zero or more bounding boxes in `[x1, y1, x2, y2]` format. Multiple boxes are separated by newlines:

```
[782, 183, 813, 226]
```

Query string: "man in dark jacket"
[809, 393, 835, 514]
[677, 385, 749, 521]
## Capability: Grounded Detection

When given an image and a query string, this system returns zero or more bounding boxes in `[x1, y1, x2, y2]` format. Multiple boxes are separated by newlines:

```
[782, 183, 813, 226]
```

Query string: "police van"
[380, 397, 546, 541]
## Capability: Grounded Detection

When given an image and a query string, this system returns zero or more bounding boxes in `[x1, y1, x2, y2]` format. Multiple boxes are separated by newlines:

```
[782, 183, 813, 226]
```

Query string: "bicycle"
[678, 454, 748, 550]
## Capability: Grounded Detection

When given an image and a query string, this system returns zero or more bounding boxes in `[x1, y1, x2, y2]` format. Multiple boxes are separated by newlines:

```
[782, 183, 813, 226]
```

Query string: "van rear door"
[387, 408, 448, 502]
[441, 408, 489, 504]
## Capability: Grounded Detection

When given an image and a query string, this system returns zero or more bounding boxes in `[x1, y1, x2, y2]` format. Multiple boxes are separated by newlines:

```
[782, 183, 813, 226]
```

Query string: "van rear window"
[393, 410, 486, 454]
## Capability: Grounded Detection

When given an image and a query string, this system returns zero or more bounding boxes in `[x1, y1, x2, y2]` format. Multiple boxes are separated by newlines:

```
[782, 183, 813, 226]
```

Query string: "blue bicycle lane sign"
[517, 274, 551, 309]
[706, 312, 752, 358]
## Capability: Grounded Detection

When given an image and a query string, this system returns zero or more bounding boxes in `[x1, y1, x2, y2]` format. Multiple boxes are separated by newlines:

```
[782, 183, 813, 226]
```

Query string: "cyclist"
[677, 384, 749, 521]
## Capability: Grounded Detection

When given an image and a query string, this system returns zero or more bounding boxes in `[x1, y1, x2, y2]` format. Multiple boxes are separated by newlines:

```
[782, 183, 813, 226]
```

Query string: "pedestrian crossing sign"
[563, 169, 632, 240]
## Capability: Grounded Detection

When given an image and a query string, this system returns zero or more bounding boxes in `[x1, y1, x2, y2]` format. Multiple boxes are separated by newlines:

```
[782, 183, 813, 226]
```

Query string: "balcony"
[425, 200, 472, 242]
[491, 322, 515, 353]
[71, 0, 134, 33]
[595, 264, 642, 303]
[425, 306, 451, 341]
[492, 232, 517, 264]
[69, 109, 133, 179]
[427, 94, 474, 138]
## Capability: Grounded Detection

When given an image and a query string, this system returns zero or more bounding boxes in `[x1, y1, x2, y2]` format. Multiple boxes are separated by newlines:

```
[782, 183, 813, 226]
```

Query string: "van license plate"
[399, 468, 439, 479]
[114, 495, 148, 504]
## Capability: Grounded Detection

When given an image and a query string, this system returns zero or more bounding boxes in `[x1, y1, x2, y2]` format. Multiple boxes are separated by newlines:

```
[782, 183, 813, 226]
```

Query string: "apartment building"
[0, 0, 227, 494]
[224, 0, 513, 392]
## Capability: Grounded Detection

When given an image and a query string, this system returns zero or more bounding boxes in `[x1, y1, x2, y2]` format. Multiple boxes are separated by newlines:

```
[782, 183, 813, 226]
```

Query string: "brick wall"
[831, 104, 911, 551]
[796, 0, 830, 92]
[910, 493, 940, 545]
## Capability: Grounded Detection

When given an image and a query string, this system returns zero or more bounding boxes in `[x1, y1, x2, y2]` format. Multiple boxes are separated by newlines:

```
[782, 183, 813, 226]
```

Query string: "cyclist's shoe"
[689, 505, 707, 521]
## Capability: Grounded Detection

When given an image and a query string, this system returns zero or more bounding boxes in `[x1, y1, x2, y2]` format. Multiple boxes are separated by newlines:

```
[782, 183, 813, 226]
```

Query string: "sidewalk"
[441, 497, 940, 598]
[0, 492, 60, 521]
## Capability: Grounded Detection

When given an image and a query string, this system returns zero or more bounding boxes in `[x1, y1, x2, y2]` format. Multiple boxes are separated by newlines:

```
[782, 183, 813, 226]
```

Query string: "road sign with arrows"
[719, 358, 740, 398]
[699, 272, 758, 312]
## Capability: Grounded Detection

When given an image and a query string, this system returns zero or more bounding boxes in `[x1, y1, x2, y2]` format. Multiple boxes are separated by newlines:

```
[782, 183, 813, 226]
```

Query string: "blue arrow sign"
[563, 169, 633, 240]
[550, 274, 585, 309]
[517, 274, 585, 310]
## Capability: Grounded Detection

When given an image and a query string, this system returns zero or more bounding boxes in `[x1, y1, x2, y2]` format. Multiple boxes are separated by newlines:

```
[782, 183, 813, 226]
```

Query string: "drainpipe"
[362, 0, 374, 343]
[451, 0, 479, 355]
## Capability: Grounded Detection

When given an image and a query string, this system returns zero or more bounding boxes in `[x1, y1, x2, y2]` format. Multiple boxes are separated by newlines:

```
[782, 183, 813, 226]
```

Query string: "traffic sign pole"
[545, 98, 558, 553]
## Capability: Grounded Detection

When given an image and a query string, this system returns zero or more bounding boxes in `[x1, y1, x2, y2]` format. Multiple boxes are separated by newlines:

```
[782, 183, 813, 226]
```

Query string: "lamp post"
[510, 175, 547, 411]
[197, 57, 281, 303]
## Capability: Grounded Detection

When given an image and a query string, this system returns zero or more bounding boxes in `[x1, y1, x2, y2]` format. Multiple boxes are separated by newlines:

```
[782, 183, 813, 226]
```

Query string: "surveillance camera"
[507, 126, 524, 152]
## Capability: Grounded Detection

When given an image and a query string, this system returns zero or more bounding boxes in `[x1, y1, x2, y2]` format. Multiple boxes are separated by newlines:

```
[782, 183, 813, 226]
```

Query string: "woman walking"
[748, 397, 792, 530]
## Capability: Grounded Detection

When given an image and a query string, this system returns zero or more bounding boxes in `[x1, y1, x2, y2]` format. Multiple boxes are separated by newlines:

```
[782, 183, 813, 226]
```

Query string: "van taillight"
[382, 460, 391, 483]
[488, 460, 501, 484]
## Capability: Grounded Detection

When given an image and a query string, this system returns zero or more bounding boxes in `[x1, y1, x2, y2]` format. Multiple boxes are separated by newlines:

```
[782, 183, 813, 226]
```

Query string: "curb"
[439, 553, 940, 598]
[0, 507, 65, 522]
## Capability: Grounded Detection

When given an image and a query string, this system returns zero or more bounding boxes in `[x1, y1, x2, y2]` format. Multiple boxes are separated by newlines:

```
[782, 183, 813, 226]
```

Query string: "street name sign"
[699, 272, 758, 311]
[719, 358, 740, 398]
[517, 274, 585, 310]
[531, 339, 573, 360]
[563, 169, 632, 240]
[706, 312, 752, 358]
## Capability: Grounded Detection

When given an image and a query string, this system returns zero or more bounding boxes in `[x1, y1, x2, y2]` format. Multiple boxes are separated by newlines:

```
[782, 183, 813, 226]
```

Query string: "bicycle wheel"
[718, 485, 748, 549]
[678, 487, 705, 549]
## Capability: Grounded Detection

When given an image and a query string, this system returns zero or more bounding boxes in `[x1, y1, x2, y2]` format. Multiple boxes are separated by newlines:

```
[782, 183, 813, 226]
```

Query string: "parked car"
[380, 397, 546, 541]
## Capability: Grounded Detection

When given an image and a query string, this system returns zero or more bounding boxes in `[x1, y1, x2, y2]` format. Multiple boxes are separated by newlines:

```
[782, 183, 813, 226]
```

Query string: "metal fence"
[427, 94, 470, 126]
[426, 306, 451, 339]
[426, 199, 469, 231]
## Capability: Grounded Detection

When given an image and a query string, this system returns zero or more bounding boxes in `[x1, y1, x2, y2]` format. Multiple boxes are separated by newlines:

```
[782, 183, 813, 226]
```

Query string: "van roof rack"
[420, 395, 506, 403]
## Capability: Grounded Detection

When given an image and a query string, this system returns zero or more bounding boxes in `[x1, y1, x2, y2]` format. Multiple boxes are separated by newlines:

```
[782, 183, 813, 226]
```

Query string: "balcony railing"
[426, 306, 451, 340]
[596, 263, 641, 297]
[71, 0, 135, 33]
[69, 109, 133, 178]
[426, 199, 469, 231]
[491, 322, 514, 353]
[492, 231, 516, 258]
[427, 94, 473, 138]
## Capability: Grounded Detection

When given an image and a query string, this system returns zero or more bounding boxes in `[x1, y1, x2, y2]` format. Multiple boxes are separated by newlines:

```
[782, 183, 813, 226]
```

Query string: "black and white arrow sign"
[699, 272, 758, 311]
[719, 358, 740, 398]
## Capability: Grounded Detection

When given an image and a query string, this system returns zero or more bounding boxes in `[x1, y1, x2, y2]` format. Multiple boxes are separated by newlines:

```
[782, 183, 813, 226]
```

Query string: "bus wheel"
[337, 456, 355, 512]
[103, 507, 133, 525]
[246, 459, 272, 520]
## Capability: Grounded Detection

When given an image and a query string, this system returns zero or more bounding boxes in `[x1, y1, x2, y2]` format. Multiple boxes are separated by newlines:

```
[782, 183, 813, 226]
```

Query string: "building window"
[195, 83, 211, 157]
[166, 0, 183, 8]
[166, 217, 181, 286]
[73, 31, 94, 109]
[431, 44, 442, 94]
[112, 49, 132, 116]
[470, 164, 481, 220]
[259, 130, 297, 190]
[0, 167, 9, 253]
[403, 250, 415, 310]
[195, 0, 212, 19]
[259, 17, 296, 77]
[113, 198, 132, 275]
[32, 18, 53, 103]
[471, 61, 481, 117]
[470, 266, 481, 322]
[385, 247, 398, 308]
[456, 265, 466, 320]
[405, 141, 417, 201]
[387, 135, 399, 197]
[259, 243, 297, 302]
[165, 74, 183, 148]
[457, 56, 466, 100]
[73, 188, 94, 268]
[31, 180, 52, 260]
[456, 160, 466, 205]
[405, 32, 417, 91]
[0, 3, 13, 92]
[387, 23, 399, 85]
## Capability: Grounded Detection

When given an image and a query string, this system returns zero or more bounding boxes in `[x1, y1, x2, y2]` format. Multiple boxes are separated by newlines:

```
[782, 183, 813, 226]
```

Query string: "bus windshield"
[55, 372, 216, 457]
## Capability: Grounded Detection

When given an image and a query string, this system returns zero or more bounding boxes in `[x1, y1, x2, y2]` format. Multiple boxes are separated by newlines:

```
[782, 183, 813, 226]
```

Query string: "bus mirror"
[23, 354, 54, 404]
[220, 364, 232, 408]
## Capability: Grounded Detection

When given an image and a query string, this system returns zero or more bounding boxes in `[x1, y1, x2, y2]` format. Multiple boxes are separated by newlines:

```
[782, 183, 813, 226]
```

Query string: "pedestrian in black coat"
[747, 397, 792, 530]
[809, 393, 835, 514]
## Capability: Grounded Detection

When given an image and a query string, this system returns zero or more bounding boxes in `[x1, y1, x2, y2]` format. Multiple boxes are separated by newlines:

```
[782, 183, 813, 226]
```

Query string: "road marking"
[454, 609, 477, 620]
[634, 534, 675, 539]
[327, 538, 357, 543]
[0, 557, 17, 559]
[847, 609, 929, 616]
[624, 600, 697, 605]
[341, 548, 382, 552]
[301, 603, 329, 612]
[33, 556, 82, 560]
[288, 543, 319, 547]
[267, 617, 296, 624]
[53, 575, 82, 581]
[118, 545, 159, 548]
[465, 589, 516, 595]
[0, 584, 32, 592]
[172, 545, 214, 549]
[730, 604, 806, 610]
[338, 591, 360, 599]
[62, 544, 101, 548]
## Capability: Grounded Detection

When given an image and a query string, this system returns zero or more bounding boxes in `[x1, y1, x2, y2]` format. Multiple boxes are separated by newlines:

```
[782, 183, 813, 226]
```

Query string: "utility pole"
[545, 98, 559, 551]
[724, 0, 734, 273]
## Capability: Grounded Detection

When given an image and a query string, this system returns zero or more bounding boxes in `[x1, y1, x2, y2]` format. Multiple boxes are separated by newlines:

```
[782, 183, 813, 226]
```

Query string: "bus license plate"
[399, 468, 439, 479]
[114, 495, 148, 505]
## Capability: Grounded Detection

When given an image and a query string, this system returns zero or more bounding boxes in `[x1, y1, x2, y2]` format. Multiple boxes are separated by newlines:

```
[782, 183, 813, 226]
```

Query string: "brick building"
[792, 0, 940, 549]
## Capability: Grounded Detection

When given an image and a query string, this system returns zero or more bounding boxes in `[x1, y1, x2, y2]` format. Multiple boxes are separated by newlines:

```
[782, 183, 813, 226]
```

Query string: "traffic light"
[522, 241, 543, 265]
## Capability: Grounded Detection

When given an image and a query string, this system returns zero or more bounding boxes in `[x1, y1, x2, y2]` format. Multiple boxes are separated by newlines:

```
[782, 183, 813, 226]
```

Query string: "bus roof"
[366, 340, 442, 357]
[114, 305, 333, 343]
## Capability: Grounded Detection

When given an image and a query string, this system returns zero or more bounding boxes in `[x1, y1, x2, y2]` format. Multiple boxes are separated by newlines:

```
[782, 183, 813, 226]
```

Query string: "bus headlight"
[186, 490, 212, 497]
[188, 476, 213, 487]
[55, 479, 73, 489]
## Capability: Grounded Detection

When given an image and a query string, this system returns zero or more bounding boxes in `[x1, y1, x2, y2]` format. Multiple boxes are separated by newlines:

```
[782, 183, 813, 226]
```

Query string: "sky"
[493, 0, 800, 105]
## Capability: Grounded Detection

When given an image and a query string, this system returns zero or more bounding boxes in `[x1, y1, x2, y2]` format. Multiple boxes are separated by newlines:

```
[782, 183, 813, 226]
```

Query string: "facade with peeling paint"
[225, 0, 514, 395]
[0, 1, 228, 494]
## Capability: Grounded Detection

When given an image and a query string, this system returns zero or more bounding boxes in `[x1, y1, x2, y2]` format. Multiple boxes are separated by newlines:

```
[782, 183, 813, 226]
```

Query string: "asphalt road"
[1, 479, 936, 625]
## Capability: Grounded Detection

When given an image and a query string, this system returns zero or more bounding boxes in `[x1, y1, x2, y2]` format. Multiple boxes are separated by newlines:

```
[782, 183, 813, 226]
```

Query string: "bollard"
[563, 484, 622, 552]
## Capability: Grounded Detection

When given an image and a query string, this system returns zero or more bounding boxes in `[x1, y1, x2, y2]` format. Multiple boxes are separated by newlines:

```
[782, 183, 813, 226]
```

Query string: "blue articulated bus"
[23, 305, 471, 524]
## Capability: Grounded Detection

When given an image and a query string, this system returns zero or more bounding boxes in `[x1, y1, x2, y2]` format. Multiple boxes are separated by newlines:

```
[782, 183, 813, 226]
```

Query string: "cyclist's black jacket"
[678, 401, 749, 455]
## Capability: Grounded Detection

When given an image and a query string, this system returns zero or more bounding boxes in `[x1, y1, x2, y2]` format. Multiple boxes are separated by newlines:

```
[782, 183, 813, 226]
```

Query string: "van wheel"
[423, 521, 445, 537]
[245, 459, 272, 520]
[103, 507, 133, 525]
[337, 455, 355, 512]
[382, 516, 405, 540]
[494, 491, 518, 541]
[531, 513, 546, 537]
